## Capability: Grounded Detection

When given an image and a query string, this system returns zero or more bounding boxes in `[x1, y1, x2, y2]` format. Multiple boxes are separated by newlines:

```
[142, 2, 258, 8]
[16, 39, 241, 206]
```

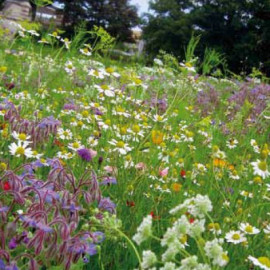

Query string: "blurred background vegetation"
[0, 0, 270, 76]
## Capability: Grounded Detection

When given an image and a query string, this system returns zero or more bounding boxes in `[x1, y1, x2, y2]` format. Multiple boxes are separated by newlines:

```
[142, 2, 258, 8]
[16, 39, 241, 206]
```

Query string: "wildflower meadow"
[0, 21, 270, 270]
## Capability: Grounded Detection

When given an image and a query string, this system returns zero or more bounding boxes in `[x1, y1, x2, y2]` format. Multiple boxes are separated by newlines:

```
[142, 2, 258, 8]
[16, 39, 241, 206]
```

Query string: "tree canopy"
[143, 0, 270, 75]
[0, 0, 139, 42]
[57, 0, 139, 42]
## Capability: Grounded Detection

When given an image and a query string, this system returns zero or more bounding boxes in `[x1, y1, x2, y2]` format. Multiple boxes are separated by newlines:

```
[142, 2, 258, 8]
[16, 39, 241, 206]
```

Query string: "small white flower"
[12, 131, 31, 143]
[251, 159, 270, 179]
[239, 223, 260, 235]
[132, 215, 152, 245]
[225, 230, 247, 244]
[108, 139, 132, 155]
[65, 61, 76, 74]
[248, 256, 270, 270]
[57, 128, 73, 140]
[226, 139, 238, 149]
[9, 141, 33, 158]
[141, 250, 157, 269]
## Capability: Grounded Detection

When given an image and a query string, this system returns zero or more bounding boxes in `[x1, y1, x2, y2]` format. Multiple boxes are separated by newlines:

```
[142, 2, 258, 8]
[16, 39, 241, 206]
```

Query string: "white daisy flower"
[12, 131, 31, 143]
[248, 256, 270, 270]
[57, 128, 73, 140]
[88, 69, 105, 79]
[80, 47, 92, 56]
[108, 139, 132, 155]
[225, 230, 247, 244]
[65, 61, 76, 74]
[153, 114, 167, 122]
[226, 138, 238, 149]
[239, 222, 260, 235]
[68, 141, 84, 151]
[9, 141, 33, 158]
[251, 159, 270, 179]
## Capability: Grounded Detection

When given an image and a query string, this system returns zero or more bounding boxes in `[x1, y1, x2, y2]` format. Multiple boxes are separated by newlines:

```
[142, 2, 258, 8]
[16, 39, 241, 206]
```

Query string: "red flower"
[180, 169, 186, 179]
[150, 211, 160, 220]
[126, 200, 135, 207]
[189, 218, 195, 224]
[3, 181, 11, 191]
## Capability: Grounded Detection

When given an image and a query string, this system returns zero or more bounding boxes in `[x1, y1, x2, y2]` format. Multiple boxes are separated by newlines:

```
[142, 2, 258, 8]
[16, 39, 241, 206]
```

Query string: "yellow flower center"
[63, 131, 69, 137]
[232, 233, 240, 240]
[157, 115, 163, 121]
[101, 84, 109, 90]
[0, 162, 7, 170]
[120, 127, 127, 135]
[18, 133, 27, 141]
[222, 253, 229, 262]
[72, 142, 80, 148]
[116, 107, 125, 113]
[258, 161, 267, 171]
[105, 119, 111, 125]
[258, 257, 270, 267]
[67, 64, 73, 69]
[81, 110, 89, 117]
[106, 67, 114, 73]
[132, 124, 140, 133]
[77, 121, 83, 127]
[15, 147, 25, 155]
[134, 78, 142, 85]
[116, 141, 125, 148]
[245, 225, 253, 233]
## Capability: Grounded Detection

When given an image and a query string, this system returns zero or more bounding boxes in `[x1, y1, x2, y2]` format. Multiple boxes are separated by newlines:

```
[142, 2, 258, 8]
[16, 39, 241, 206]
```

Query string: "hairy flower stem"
[114, 227, 142, 269]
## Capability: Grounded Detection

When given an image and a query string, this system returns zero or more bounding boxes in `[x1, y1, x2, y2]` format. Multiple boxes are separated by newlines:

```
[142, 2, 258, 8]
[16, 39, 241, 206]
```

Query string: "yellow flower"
[171, 183, 182, 192]
[0, 66, 7, 73]
[0, 162, 7, 171]
[151, 130, 164, 145]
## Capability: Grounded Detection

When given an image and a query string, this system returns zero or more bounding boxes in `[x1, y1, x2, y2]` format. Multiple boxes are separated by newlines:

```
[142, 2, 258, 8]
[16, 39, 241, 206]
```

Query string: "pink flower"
[104, 166, 118, 174]
[135, 162, 146, 170]
[159, 167, 169, 177]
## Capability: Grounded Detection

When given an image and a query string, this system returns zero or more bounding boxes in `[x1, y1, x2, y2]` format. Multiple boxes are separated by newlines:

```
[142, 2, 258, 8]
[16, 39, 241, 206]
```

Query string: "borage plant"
[0, 160, 115, 269]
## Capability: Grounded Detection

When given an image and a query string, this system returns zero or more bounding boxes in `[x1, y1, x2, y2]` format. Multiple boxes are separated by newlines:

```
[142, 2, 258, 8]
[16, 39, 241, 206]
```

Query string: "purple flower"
[86, 243, 97, 256]
[0, 206, 9, 212]
[62, 203, 80, 213]
[98, 198, 116, 214]
[77, 148, 97, 162]
[5, 262, 19, 270]
[0, 259, 5, 270]
[8, 238, 17, 250]
[63, 103, 78, 110]
[100, 177, 117, 185]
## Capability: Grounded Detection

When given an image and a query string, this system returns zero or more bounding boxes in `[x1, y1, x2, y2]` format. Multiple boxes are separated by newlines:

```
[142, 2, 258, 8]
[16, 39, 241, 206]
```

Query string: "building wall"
[2, 0, 31, 21]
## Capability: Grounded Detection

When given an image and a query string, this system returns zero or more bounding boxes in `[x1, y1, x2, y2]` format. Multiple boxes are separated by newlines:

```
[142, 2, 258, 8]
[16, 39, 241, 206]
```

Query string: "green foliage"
[201, 48, 226, 75]
[157, 50, 180, 71]
[144, 0, 270, 76]
[89, 25, 115, 54]
[30, 0, 53, 7]
[18, 20, 41, 31]
[185, 34, 200, 63]
[58, 0, 139, 42]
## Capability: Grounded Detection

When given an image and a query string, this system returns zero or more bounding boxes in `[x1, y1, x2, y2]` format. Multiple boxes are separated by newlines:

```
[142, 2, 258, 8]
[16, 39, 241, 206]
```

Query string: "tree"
[143, 0, 270, 75]
[57, 0, 139, 42]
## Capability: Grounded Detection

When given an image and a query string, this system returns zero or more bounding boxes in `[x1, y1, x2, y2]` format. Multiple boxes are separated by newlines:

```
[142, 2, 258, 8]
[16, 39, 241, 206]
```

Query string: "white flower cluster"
[133, 195, 229, 269]
[132, 215, 153, 245]
[169, 194, 213, 218]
